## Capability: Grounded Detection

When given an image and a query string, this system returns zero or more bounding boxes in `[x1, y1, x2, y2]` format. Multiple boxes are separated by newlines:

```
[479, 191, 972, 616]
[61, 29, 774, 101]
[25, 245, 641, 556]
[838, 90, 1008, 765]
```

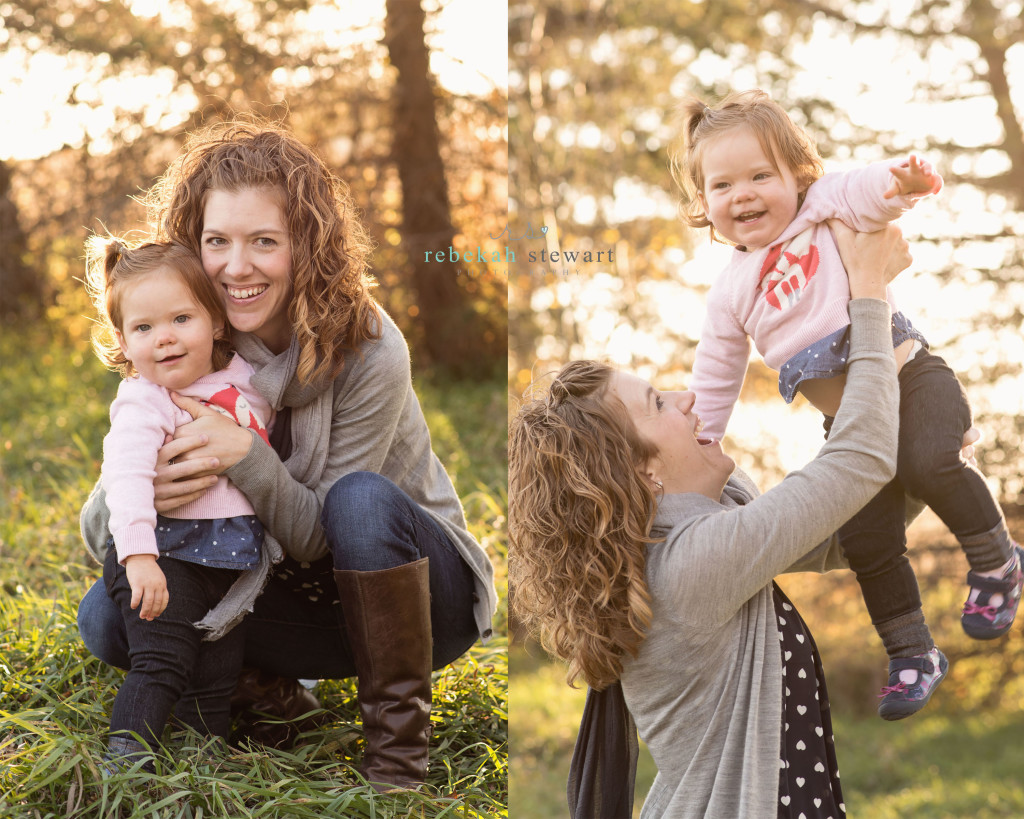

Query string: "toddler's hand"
[125, 555, 169, 620]
[961, 426, 981, 469]
[884, 154, 943, 199]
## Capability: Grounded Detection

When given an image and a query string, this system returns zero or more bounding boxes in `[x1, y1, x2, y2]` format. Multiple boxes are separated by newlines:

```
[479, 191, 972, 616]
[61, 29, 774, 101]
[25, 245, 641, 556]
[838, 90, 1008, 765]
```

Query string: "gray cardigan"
[621, 298, 899, 818]
[82, 306, 497, 641]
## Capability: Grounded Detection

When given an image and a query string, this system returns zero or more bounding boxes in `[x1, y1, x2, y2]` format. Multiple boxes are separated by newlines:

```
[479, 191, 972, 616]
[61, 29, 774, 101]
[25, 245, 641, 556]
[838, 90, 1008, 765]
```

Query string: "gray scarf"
[234, 333, 335, 485]
[196, 335, 333, 639]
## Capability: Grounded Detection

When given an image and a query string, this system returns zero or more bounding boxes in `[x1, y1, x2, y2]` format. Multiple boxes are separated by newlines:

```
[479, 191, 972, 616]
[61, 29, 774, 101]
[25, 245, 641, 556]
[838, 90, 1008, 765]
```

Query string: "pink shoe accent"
[962, 601, 998, 621]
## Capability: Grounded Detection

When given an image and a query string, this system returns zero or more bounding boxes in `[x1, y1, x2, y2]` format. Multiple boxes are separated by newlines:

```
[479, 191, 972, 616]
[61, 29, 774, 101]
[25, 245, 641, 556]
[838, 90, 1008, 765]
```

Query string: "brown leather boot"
[334, 558, 432, 790]
[230, 668, 325, 749]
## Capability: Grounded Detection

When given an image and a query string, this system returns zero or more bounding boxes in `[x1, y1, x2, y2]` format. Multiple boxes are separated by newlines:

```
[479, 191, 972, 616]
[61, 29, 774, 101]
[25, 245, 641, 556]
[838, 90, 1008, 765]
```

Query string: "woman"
[509, 223, 922, 818]
[78, 118, 498, 789]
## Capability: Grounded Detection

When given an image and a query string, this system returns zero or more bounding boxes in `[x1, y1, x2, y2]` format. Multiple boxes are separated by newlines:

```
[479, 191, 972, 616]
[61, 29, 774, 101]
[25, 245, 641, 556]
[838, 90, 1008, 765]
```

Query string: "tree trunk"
[0, 161, 42, 321]
[384, 0, 486, 377]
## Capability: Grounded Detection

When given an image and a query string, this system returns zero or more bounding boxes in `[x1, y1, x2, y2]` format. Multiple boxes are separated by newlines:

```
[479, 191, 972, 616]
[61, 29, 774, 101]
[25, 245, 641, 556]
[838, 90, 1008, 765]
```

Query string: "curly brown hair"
[143, 116, 380, 385]
[84, 237, 232, 379]
[668, 89, 825, 244]
[509, 361, 661, 690]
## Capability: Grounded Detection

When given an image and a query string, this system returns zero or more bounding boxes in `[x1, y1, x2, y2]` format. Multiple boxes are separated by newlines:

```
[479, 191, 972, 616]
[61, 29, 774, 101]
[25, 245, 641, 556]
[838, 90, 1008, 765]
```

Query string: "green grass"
[510, 641, 1024, 819]
[0, 322, 508, 818]
[831, 711, 1024, 818]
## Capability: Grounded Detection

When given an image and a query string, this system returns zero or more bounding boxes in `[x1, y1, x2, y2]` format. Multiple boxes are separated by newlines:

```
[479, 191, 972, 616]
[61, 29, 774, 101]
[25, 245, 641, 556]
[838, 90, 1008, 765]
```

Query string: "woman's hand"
[153, 433, 221, 514]
[167, 393, 254, 470]
[152, 394, 253, 514]
[830, 220, 911, 300]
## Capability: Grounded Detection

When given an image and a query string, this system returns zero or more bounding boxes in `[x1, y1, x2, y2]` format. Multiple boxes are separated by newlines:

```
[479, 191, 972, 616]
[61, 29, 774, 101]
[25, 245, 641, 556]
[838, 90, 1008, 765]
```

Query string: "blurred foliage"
[0, 0, 507, 378]
[508, 0, 1024, 501]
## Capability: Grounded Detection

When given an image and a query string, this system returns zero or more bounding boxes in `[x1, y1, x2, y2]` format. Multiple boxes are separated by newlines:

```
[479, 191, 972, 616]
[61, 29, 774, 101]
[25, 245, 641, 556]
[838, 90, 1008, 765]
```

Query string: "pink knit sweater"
[691, 160, 930, 440]
[101, 353, 273, 563]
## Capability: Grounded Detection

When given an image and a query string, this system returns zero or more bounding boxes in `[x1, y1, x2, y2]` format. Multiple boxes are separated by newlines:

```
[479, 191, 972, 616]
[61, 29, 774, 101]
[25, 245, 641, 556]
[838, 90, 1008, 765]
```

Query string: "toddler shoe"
[102, 735, 155, 775]
[877, 646, 948, 721]
[961, 544, 1024, 640]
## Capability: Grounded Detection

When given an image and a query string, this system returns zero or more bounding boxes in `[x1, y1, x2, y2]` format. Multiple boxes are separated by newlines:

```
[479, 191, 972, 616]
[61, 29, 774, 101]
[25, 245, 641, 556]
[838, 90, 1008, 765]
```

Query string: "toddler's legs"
[836, 480, 948, 719]
[896, 350, 1021, 638]
[104, 552, 240, 756]
[173, 621, 247, 740]
[836, 477, 933, 659]
[896, 351, 1013, 569]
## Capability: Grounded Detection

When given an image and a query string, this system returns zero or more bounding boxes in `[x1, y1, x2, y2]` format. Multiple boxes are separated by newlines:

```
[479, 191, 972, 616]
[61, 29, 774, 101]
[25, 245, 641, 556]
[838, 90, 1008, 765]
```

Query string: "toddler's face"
[698, 126, 804, 250]
[115, 268, 222, 390]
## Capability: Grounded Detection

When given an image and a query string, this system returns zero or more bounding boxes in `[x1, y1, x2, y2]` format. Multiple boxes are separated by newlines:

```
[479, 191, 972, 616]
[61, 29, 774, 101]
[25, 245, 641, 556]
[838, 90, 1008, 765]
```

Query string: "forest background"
[508, 1, 1024, 817]
[1, 1, 509, 817]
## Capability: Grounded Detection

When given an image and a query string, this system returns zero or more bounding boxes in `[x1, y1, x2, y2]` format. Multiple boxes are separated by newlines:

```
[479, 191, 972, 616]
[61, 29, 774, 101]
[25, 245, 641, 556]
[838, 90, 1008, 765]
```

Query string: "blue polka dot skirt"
[155, 514, 263, 570]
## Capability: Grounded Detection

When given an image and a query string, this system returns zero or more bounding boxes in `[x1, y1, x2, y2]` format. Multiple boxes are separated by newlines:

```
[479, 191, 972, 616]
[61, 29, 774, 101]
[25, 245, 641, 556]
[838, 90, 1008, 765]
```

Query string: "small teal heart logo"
[540, 225, 548, 234]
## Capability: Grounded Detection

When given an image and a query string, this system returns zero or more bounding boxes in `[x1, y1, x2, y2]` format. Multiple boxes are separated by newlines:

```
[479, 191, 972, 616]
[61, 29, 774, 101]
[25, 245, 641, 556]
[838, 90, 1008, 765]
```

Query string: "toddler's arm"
[102, 380, 175, 562]
[125, 555, 169, 620]
[102, 381, 178, 618]
[690, 292, 752, 442]
[884, 154, 943, 200]
[796, 158, 942, 235]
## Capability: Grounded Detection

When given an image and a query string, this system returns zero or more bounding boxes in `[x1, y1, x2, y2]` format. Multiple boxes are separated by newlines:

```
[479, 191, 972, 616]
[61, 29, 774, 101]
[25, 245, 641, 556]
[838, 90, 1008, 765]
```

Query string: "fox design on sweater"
[200, 386, 271, 445]
[759, 226, 819, 312]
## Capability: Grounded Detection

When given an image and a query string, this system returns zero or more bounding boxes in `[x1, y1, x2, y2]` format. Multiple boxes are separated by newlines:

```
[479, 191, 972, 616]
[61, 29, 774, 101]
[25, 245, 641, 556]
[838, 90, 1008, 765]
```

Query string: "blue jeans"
[80, 472, 479, 679]
[104, 548, 245, 747]
[824, 350, 1011, 624]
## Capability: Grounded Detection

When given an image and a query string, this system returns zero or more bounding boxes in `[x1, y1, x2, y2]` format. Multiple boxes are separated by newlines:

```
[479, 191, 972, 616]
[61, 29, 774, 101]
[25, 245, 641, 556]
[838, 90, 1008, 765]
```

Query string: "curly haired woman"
[510, 223, 921, 818]
[77, 118, 497, 789]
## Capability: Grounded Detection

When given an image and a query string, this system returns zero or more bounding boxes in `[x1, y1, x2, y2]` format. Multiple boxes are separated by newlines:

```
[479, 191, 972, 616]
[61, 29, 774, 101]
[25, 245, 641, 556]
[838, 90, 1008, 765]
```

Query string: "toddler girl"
[85, 238, 279, 765]
[670, 89, 1021, 720]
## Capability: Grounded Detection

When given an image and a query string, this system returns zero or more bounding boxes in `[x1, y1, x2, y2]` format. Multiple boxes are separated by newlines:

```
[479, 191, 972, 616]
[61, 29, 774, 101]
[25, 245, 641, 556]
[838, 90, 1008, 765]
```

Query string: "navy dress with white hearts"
[774, 583, 845, 819]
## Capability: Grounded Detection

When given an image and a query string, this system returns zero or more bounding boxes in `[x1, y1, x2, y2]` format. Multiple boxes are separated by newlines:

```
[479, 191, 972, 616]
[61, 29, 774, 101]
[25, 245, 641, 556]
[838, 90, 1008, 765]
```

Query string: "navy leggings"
[825, 350, 1009, 625]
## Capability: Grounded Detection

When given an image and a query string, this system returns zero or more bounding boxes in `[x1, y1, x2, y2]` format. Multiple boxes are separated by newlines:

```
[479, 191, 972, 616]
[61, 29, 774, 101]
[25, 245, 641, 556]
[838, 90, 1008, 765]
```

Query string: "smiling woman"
[76, 117, 498, 789]
[509, 224, 912, 818]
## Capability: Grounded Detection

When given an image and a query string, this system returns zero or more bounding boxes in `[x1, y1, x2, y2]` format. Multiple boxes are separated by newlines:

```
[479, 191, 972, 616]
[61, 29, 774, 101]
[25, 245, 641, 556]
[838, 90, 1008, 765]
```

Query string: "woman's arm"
[661, 225, 906, 625]
[221, 319, 413, 560]
[154, 354, 277, 512]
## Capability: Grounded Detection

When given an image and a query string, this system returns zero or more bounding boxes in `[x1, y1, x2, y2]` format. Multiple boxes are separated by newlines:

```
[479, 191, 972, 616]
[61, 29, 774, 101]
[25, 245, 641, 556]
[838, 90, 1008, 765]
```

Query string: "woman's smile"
[226, 284, 270, 300]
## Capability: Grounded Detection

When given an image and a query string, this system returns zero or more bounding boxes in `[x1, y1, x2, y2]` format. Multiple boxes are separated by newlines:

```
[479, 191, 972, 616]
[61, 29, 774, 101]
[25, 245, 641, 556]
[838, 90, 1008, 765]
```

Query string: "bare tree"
[0, 160, 40, 321]
[385, 0, 493, 376]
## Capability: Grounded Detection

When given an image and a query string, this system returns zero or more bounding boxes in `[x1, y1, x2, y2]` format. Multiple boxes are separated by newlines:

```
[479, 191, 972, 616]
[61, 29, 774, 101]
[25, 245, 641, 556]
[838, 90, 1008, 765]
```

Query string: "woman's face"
[201, 187, 294, 353]
[608, 371, 735, 499]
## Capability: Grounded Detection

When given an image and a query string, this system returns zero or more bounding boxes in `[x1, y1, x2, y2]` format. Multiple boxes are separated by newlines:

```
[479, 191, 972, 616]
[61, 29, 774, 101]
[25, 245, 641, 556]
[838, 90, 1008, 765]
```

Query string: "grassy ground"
[510, 509, 1024, 819]
[0, 322, 508, 818]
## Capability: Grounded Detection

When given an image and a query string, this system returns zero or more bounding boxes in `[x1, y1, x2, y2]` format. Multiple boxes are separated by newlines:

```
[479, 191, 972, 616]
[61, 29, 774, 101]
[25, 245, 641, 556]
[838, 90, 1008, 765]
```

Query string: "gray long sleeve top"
[621, 298, 899, 818]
